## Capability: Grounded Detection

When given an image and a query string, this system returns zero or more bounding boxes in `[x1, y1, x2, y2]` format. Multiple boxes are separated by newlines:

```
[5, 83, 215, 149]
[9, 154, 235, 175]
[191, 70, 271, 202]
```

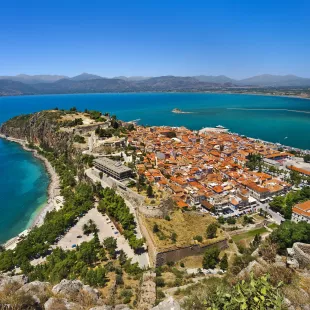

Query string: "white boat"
[216, 125, 226, 129]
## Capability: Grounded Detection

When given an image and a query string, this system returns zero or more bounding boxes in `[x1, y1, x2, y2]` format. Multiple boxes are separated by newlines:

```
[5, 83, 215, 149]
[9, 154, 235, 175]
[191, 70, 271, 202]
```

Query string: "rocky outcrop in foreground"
[0, 275, 133, 310]
[0, 274, 183, 310]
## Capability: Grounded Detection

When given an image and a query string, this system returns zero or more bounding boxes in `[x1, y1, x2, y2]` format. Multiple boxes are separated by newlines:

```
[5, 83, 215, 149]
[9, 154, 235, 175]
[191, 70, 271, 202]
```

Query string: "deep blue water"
[0, 93, 309, 243]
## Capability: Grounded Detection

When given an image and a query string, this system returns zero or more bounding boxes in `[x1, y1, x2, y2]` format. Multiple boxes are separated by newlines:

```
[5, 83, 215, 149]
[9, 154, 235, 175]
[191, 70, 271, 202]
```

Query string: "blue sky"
[1, 0, 309, 79]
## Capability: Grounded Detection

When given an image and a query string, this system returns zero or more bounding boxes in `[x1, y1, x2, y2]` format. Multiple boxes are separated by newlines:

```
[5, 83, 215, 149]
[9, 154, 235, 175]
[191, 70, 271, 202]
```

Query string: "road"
[85, 168, 149, 267]
[257, 201, 285, 224]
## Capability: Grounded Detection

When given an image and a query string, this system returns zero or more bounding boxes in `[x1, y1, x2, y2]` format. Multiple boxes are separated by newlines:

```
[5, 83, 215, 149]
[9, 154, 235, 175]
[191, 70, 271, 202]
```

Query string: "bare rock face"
[151, 297, 181, 310]
[237, 260, 264, 279]
[0, 274, 28, 291]
[0, 111, 73, 155]
[138, 272, 157, 309]
[52, 279, 84, 296]
[52, 279, 100, 306]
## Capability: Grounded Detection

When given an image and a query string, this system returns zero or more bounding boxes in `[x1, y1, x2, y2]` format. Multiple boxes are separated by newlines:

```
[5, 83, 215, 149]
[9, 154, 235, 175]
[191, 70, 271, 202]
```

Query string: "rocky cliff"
[0, 110, 73, 154]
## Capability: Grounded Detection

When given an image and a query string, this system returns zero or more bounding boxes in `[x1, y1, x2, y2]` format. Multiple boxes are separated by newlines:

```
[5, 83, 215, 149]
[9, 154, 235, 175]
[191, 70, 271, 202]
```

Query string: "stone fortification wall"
[138, 215, 158, 266]
[155, 239, 228, 267]
[138, 205, 163, 218]
[74, 121, 109, 134]
[293, 243, 310, 268]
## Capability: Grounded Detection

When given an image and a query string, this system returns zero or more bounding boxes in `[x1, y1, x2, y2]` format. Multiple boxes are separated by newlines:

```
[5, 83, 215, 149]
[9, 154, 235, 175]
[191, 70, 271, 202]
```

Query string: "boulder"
[89, 306, 113, 310]
[52, 279, 84, 296]
[18, 280, 50, 305]
[18, 280, 50, 295]
[151, 297, 181, 310]
[237, 260, 264, 279]
[44, 297, 82, 310]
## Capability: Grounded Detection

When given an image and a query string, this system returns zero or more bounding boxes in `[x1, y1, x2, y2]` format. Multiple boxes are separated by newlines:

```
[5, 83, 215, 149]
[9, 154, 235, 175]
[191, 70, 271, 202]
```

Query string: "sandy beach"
[0, 134, 60, 249]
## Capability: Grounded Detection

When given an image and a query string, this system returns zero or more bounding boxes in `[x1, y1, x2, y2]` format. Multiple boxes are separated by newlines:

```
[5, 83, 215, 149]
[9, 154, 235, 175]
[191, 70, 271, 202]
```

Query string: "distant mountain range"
[0, 73, 309, 96]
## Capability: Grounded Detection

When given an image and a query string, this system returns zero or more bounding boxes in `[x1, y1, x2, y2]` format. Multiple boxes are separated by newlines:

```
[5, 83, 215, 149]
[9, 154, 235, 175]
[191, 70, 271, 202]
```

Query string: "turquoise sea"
[0, 93, 309, 243]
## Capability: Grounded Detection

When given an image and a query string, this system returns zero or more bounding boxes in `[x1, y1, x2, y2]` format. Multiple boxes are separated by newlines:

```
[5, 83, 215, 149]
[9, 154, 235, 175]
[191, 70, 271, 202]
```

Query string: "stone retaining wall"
[155, 239, 229, 267]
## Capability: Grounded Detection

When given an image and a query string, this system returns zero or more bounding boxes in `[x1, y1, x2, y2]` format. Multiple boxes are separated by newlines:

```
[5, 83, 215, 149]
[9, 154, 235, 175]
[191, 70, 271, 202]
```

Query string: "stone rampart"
[155, 239, 229, 267]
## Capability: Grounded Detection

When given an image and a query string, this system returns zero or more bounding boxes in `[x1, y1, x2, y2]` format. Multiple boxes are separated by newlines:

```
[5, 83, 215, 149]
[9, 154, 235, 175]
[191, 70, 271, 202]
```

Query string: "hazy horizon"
[1, 73, 310, 80]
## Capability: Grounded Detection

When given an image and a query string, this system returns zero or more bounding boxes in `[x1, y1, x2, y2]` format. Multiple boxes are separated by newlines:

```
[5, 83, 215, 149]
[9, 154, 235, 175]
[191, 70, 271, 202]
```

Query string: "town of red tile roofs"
[127, 125, 303, 215]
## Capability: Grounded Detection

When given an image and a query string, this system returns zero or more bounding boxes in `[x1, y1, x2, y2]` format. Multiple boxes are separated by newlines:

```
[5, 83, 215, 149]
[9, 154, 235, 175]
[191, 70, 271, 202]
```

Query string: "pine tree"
[219, 253, 228, 271]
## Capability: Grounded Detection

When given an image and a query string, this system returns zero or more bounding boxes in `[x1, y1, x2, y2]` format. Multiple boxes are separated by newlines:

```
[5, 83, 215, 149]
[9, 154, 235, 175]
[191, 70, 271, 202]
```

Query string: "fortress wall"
[155, 239, 229, 267]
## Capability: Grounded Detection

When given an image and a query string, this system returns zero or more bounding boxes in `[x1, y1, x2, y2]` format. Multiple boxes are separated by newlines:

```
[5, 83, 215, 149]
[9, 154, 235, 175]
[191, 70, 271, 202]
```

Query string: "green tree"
[227, 217, 236, 225]
[203, 247, 220, 269]
[250, 234, 262, 250]
[118, 250, 128, 266]
[219, 253, 228, 270]
[147, 184, 153, 197]
[206, 223, 217, 239]
[103, 237, 117, 259]
[153, 223, 159, 233]
[304, 154, 310, 163]
[270, 221, 310, 252]
[218, 216, 225, 224]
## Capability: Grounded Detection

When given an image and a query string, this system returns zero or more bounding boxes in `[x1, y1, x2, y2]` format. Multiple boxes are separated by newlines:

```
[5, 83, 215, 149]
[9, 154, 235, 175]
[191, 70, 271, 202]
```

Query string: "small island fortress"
[172, 108, 193, 113]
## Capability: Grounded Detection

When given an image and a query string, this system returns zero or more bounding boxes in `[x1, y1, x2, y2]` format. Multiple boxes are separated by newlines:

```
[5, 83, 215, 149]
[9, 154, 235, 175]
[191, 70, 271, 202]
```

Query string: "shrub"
[193, 235, 203, 242]
[153, 223, 160, 233]
[157, 289, 165, 299]
[182, 273, 283, 310]
[174, 277, 183, 287]
[155, 277, 165, 287]
[259, 240, 278, 262]
[171, 232, 177, 242]
[218, 216, 225, 224]
[227, 217, 236, 225]
[165, 215, 171, 221]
